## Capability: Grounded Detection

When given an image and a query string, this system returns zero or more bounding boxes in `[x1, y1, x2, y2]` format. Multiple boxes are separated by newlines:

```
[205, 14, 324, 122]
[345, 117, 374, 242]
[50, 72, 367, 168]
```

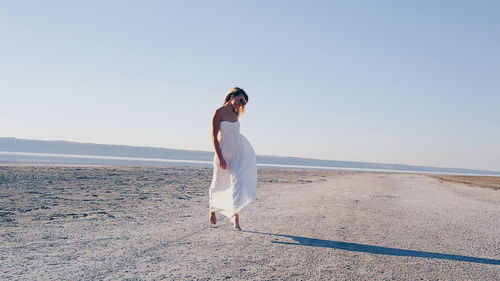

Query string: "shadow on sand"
[242, 231, 500, 265]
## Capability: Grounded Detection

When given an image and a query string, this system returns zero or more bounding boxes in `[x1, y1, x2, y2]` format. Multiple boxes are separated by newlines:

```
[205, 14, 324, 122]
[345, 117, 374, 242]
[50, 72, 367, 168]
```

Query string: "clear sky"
[1, 0, 499, 171]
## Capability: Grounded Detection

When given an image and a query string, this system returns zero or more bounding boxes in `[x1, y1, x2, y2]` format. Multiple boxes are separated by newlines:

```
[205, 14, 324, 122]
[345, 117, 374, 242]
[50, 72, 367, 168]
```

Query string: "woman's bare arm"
[212, 110, 227, 169]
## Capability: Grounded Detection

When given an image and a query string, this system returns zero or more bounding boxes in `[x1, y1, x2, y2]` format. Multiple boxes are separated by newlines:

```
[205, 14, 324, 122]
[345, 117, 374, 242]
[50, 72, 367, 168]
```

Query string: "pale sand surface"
[1, 166, 499, 280]
[431, 175, 500, 190]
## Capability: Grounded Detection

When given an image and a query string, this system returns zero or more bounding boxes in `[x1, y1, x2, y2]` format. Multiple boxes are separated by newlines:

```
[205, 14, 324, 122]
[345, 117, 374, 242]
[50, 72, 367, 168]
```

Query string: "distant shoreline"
[1, 137, 499, 177]
[1, 150, 500, 178]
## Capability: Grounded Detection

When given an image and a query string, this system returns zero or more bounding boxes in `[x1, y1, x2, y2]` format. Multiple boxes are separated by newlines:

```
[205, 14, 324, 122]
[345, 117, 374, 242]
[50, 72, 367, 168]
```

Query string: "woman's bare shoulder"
[214, 106, 228, 116]
[215, 105, 226, 112]
[212, 106, 225, 122]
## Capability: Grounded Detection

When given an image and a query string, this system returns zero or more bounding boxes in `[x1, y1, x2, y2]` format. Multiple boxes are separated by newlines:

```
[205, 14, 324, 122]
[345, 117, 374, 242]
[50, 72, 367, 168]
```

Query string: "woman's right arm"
[212, 111, 227, 169]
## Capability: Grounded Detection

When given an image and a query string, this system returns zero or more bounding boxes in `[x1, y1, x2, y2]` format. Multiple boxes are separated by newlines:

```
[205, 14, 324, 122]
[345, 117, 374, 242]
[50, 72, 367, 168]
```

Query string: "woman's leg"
[231, 213, 241, 231]
[209, 211, 217, 224]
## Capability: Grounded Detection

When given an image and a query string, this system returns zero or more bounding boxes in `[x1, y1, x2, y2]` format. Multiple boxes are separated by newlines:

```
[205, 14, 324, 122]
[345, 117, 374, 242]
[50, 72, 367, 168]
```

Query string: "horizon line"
[1, 136, 499, 174]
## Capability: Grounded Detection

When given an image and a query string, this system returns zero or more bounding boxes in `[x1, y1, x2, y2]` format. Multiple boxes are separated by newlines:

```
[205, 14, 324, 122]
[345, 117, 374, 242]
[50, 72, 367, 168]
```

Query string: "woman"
[209, 87, 257, 231]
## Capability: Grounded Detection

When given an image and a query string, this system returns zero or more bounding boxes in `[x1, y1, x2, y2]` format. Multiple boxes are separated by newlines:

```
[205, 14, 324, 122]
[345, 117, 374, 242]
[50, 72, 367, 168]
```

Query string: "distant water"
[1, 151, 498, 177]
[0, 151, 212, 166]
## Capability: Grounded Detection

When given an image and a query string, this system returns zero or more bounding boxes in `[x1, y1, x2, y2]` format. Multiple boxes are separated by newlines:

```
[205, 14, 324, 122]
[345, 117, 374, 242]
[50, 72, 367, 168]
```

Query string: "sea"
[1, 151, 498, 177]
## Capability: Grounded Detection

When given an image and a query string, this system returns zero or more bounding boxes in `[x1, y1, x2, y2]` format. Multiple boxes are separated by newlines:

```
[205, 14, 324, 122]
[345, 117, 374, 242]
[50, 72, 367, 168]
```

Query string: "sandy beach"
[1, 166, 499, 280]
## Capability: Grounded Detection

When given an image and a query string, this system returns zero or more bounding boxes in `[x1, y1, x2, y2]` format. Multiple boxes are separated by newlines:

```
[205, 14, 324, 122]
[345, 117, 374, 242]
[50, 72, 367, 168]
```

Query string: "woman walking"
[209, 87, 257, 231]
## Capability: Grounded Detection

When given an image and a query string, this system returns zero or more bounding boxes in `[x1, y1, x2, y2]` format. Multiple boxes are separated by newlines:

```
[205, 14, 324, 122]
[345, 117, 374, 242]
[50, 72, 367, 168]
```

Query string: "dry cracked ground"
[1, 166, 499, 280]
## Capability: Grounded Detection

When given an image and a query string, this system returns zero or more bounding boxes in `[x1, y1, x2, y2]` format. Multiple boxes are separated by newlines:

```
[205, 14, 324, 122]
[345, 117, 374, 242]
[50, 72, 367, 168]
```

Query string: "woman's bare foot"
[231, 213, 241, 231]
[209, 212, 217, 224]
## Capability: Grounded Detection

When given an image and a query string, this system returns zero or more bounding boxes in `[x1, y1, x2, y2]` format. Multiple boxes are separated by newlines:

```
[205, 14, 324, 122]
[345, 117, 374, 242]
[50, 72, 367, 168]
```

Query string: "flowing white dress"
[209, 120, 257, 218]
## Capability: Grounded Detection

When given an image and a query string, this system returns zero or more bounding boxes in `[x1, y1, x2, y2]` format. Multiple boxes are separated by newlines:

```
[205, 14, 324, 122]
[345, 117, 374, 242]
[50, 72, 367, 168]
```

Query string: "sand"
[431, 175, 500, 190]
[1, 166, 499, 280]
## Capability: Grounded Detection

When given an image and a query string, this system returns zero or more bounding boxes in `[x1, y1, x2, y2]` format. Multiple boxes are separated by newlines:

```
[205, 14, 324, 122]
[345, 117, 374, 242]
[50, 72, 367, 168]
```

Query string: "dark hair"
[223, 87, 248, 117]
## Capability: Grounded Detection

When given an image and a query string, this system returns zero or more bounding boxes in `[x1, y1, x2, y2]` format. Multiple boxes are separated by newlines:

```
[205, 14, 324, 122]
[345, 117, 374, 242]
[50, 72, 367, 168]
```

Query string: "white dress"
[209, 120, 257, 218]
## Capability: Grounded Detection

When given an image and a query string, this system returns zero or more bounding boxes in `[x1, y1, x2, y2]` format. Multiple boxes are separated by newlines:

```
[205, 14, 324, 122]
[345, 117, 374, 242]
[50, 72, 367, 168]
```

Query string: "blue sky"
[1, 0, 499, 171]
